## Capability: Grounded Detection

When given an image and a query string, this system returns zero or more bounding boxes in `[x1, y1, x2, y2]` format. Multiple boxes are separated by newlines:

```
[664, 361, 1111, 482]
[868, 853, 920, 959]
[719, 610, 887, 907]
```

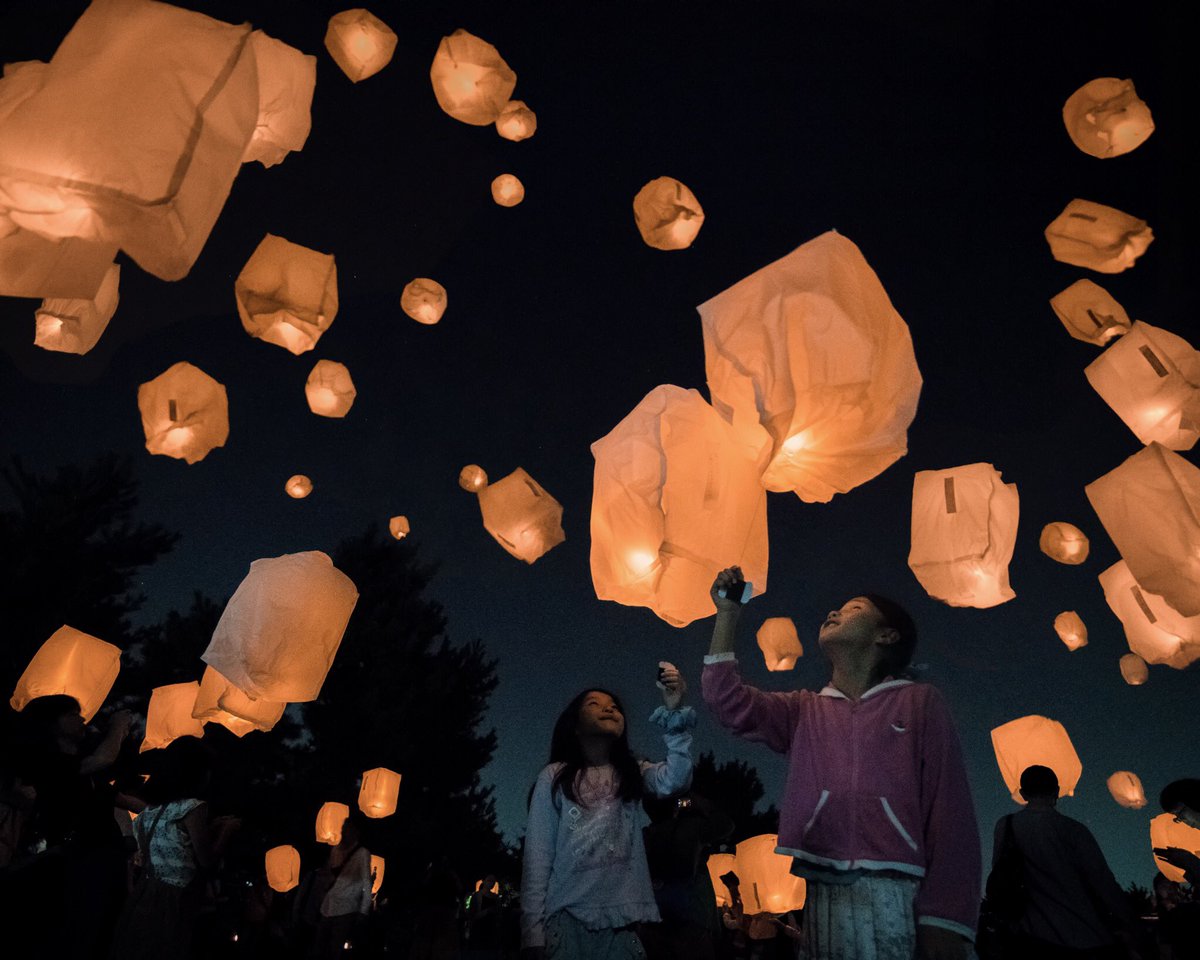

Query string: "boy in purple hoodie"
[702, 566, 979, 960]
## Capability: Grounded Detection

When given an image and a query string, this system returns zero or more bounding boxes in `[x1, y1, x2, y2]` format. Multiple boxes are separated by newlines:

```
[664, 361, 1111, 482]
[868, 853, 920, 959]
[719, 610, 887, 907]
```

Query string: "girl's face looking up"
[575, 690, 625, 739]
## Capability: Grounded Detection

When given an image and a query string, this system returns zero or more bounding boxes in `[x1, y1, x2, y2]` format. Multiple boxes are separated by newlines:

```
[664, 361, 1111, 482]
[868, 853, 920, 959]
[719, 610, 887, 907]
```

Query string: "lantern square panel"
[1044, 199, 1153, 273]
[325, 9, 397, 83]
[1098, 561, 1200, 669]
[734, 835, 806, 913]
[266, 845, 301, 892]
[140, 681, 205, 752]
[137, 361, 229, 464]
[10, 625, 121, 723]
[34, 261, 119, 354]
[990, 715, 1081, 804]
[236, 234, 338, 355]
[430, 29, 516, 125]
[192, 665, 287, 734]
[1049, 279, 1130, 346]
[478, 468, 565, 564]
[243, 31, 315, 168]
[1062, 78, 1154, 159]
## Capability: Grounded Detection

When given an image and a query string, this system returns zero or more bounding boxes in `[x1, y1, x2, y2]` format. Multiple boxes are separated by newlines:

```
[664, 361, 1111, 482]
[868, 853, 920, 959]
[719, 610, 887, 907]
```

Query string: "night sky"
[1, 0, 1195, 890]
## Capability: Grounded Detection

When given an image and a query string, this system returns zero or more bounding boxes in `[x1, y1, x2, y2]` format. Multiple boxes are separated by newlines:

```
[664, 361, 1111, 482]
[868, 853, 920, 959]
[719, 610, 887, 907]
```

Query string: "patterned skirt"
[802, 874, 919, 960]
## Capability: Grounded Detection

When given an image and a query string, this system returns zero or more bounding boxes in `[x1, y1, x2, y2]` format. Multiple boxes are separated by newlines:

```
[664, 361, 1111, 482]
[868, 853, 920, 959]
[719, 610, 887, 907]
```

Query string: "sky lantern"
[137, 362, 229, 464]
[401, 278, 447, 325]
[1039, 522, 1090, 564]
[706, 853, 736, 907]
[459, 464, 488, 492]
[495, 99, 536, 141]
[1106, 771, 1146, 809]
[285, 475, 313, 499]
[315, 801, 350, 845]
[475, 879, 501, 895]
[734, 835, 807, 913]
[202, 551, 359, 702]
[1084, 321, 1200, 451]
[236, 234, 338, 355]
[429, 29, 517, 125]
[757, 618, 802, 671]
[1062, 78, 1154, 159]
[192, 665, 287, 735]
[324, 9, 397, 83]
[34, 261, 119, 354]
[1044, 199, 1153, 273]
[908, 463, 1019, 608]
[475, 467, 565, 564]
[1049, 279, 1130, 346]
[1150, 814, 1200, 883]
[305, 359, 357, 418]
[358, 767, 401, 818]
[266, 845, 301, 893]
[140, 681, 205, 752]
[1098, 561, 1200, 669]
[242, 31, 316, 168]
[1054, 611, 1088, 652]
[389, 516, 410, 540]
[371, 855, 385, 894]
[590, 385, 769, 627]
[990, 715, 1082, 804]
[1120, 652, 1149, 686]
[632, 177, 704, 250]
[491, 173, 525, 207]
[698, 231, 922, 503]
[9, 625, 120, 723]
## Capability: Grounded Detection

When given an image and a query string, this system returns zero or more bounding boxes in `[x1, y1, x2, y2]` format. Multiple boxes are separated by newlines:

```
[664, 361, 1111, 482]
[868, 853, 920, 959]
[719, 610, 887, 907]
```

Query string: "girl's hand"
[710, 566, 745, 613]
[658, 662, 686, 710]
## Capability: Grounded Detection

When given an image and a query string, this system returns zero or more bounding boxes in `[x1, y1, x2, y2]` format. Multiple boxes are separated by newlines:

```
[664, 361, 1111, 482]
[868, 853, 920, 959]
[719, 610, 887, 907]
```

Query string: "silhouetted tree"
[691, 751, 780, 843]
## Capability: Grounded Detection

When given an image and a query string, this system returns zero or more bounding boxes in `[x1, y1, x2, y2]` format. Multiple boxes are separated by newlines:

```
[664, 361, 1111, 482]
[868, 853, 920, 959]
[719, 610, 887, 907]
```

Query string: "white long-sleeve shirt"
[321, 845, 373, 918]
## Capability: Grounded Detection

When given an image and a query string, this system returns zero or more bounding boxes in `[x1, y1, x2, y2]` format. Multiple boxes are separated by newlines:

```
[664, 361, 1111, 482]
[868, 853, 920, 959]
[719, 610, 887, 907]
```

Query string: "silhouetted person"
[1154, 780, 1200, 885]
[1154, 873, 1200, 960]
[313, 811, 373, 958]
[411, 856, 464, 960]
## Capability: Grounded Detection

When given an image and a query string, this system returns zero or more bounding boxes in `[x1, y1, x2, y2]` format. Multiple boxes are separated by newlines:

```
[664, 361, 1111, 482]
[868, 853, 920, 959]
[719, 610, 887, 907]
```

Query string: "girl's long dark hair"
[549, 688, 643, 806]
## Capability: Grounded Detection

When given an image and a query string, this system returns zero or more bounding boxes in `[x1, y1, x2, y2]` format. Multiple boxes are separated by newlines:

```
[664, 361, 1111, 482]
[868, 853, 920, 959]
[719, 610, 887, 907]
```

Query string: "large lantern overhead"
[315, 801, 350, 845]
[1049, 279, 1130, 346]
[401, 278, 447, 325]
[491, 174, 525, 207]
[429, 29, 516, 126]
[1085, 321, 1200, 451]
[757, 618, 802, 671]
[266, 845, 301, 893]
[358, 767, 401, 818]
[10, 625, 120, 723]
[633, 177, 704, 251]
[1044, 199, 1153, 273]
[908, 463, 1019, 609]
[495, 100, 536, 141]
[192, 665, 286, 735]
[243, 31, 316, 168]
[1151, 814, 1200, 883]
[1098, 561, 1200, 669]
[1039, 522, 1090, 565]
[236, 234, 338, 355]
[140, 681, 205, 752]
[34, 262, 119, 354]
[734, 835, 807, 913]
[476, 468, 565, 564]
[698, 231, 922, 503]
[1062, 78, 1154, 159]
[1106, 771, 1146, 810]
[1054, 612, 1088, 652]
[706, 853, 736, 907]
[137, 361, 229, 464]
[305, 360, 357, 418]
[324, 9, 397, 83]
[990, 715, 1082, 804]
[590, 385, 769, 627]
[202, 551, 359, 703]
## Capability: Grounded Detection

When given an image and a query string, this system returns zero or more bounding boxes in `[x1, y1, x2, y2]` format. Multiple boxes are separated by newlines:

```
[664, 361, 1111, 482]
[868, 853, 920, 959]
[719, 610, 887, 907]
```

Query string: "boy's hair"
[861, 593, 918, 676]
[1019, 764, 1060, 799]
[549, 687, 643, 806]
[1160, 778, 1200, 813]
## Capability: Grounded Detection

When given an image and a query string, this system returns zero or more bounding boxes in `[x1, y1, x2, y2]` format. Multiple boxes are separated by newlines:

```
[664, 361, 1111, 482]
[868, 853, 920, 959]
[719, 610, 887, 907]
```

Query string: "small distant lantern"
[285, 475, 313, 499]
[1151, 814, 1200, 883]
[315, 801, 350, 845]
[370, 855, 385, 894]
[1044, 199, 1153, 273]
[140, 682, 205, 752]
[1039, 522, 1090, 564]
[633, 177, 704, 251]
[991, 715, 1082, 804]
[734, 835, 807, 913]
[1098, 561, 1200, 669]
[266, 845, 301, 893]
[243, 32, 316, 167]
[305, 360, 357, 418]
[429, 29, 517, 125]
[477, 468, 565, 564]
[401, 278, 447, 325]
[908, 463, 1019, 609]
[34, 262, 120, 355]
[1054, 612, 1088, 652]
[491, 174, 525, 207]
[1049, 279, 1130, 346]
[459, 464, 488, 492]
[1119, 652, 1149, 685]
[138, 362, 229, 464]
[1063, 78, 1154, 159]
[1106, 771, 1147, 809]
[10, 625, 121, 723]
[756, 619, 802, 671]
[324, 9, 397, 83]
[358, 767, 401, 818]
[192, 666, 287, 735]
[495, 100, 537, 141]
[389, 516, 410, 540]
[706, 852, 737, 907]
[236, 234, 338, 355]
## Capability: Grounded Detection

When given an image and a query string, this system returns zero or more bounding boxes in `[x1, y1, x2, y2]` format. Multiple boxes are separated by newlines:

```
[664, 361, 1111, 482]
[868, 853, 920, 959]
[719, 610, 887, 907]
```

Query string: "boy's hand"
[658, 662, 686, 710]
[711, 566, 745, 613]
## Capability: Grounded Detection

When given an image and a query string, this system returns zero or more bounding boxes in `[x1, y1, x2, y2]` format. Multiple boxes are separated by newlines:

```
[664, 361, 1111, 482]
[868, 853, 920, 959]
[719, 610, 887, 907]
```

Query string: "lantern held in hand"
[491, 174, 524, 207]
[1106, 771, 1147, 809]
[140, 682, 205, 752]
[706, 853, 736, 907]
[1098, 560, 1200, 669]
[1049, 279, 1130, 346]
[34, 262, 119, 354]
[1044, 199, 1153, 273]
[496, 100, 536, 141]
[266, 845, 301, 892]
[401, 278, 447, 325]
[429, 29, 516, 125]
[1063, 78, 1154, 159]
[358, 767, 401, 818]
[1054, 612, 1088, 652]
[285, 475, 313, 499]
[991, 715, 1082, 804]
[1150, 814, 1200, 883]
[10, 625, 120, 722]
[192, 666, 286, 735]
[138, 362, 229, 464]
[305, 360, 357, 418]
[389, 516, 410, 539]
[476, 468, 565, 564]
[633, 177, 704, 251]
[757, 618, 803, 671]
[236, 234, 338, 355]
[315, 801, 350, 845]
[324, 9, 397, 83]
[1039, 522, 1090, 564]
[243, 31, 315, 168]
[734, 835, 807, 913]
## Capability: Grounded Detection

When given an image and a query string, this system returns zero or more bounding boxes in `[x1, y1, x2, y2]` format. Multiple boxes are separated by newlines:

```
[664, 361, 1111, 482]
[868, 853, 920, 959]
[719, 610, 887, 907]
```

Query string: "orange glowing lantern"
[34, 262, 119, 355]
[474, 879, 501, 895]
[192, 666, 286, 735]
[991, 715, 1082, 804]
[633, 177, 704, 251]
[1098, 561, 1200, 669]
[476, 468, 565, 564]
[756, 619, 802, 671]
[459, 464, 488, 492]
[1039, 522, 1090, 564]
[389, 516, 410, 540]
[285, 475, 313, 499]
[324, 9, 397, 83]
[358, 767, 401, 818]
[1106, 771, 1147, 809]
[236, 234, 338, 355]
[0, 227, 118, 300]
[734, 835, 806, 913]
[706, 853, 737, 907]
[10, 625, 120, 723]
[1063, 78, 1154, 159]
[401, 278, 447, 325]
[1044, 199, 1153, 273]
[243, 31, 315, 168]
[491, 174, 525, 207]
[1119, 652, 1149, 685]
[1053, 612, 1088, 652]
[371, 855, 385, 894]
[202, 551, 359, 702]
[908, 463, 1019, 609]
[140, 681, 205, 752]
[305, 360, 357, 418]
[1049, 279, 1130, 346]
[1151, 814, 1200, 883]
[266, 845, 301, 893]
[138, 362, 229, 464]
[590, 385, 769, 627]
[429, 29, 516, 126]
[315, 801, 350, 845]
[496, 100, 537, 141]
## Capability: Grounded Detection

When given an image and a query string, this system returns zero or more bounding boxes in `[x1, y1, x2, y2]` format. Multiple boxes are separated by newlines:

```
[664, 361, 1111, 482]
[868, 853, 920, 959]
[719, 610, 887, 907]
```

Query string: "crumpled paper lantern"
[1049, 279, 1130, 346]
[1054, 611, 1088, 652]
[1044, 199, 1153, 273]
[242, 31, 315, 168]
[202, 551, 359, 702]
[236, 234, 338, 355]
[590, 385, 769, 627]
[1086, 443, 1200, 617]
[734, 835, 807, 913]
[401, 278, 447, 325]
[10, 625, 120, 723]
[1063, 78, 1154, 159]
[706, 852, 736, 907]
[429, 29, 516, 126]
[1085, 321, 1200, 451]
[34, 261, 119, 354]
[633, 177, 704, 251]
[1106, 771, 1147, 809]
[1099, 561, 1200, 669]
[371, 854, 385, 894]
[491, 173, 524, 207]
[908, 463, 1019, 608]
[140, 681, 205, 752]
[315, 801, 350, 845]
[495, 99, 536, 141]
[285, 474, 313, 499]
[699, 231, 923, 503]
[358, 767, 401, 818]
[266, 845, 301, 893]
[388, 516, 410, 540]
[305, 359, 357, 418]
[1039, 522, 1090, 564]
[459, 464, 488, 491]
[1150, 814, 1200, 883]
[757, 618, 802, 671]
[476, 468, 565, 563]
[991, 715, 1082, 804]
[192, 665, 286, 735]
[137, 362, 229, 464]
[324, 9, 397, 83]
[1119, 652, 1149, 685]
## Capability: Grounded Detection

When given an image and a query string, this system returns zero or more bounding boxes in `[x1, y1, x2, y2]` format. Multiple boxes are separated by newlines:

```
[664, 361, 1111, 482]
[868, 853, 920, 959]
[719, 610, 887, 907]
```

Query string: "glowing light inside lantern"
[286, 475, 313, 499]
[491, 173, 524, 207]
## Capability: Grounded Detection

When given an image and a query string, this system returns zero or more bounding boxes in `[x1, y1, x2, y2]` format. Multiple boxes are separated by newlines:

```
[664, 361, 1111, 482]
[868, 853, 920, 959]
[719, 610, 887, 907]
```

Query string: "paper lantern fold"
[1044, 199, 1153, 273]
[325, 9, 397, 83]
[192, 665, 287, 734]
[10, 625, 121, 723]
[137, 362, 229, 464]
[236, 234, 338, 354]
[140, 681, 205, 752]
[734, 834, 806, 913]
[1062, 78, 1154, 159]
[1098, 561, 1200, 669]
[990, 715, 1081, 804]
[243, 31, 315, 168]
[34, 261, 119, 354]
[265, 845, 301, 892]
[1049, 279, 1130, 346]
[477, 468, 565, 564]
[429, 29, 516, 125]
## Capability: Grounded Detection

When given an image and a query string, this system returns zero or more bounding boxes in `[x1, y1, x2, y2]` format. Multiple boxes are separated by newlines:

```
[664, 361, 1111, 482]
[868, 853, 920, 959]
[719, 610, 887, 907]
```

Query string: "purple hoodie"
[702, 655, 980, 941]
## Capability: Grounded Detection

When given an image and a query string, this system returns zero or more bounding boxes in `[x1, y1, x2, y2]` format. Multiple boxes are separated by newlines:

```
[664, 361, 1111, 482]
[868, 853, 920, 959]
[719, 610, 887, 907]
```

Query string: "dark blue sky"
[1, 1, 1195, 888]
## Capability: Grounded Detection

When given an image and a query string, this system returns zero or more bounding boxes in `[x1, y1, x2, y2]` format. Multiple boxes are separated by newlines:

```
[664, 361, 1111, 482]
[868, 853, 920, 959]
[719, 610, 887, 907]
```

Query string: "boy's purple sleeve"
[700, 657, 799, 754]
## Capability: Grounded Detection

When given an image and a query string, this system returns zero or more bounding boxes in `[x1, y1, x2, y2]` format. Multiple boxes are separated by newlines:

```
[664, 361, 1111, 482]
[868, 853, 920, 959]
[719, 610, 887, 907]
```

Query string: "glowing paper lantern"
[243, 31, 316, 168]
[491, 174, 524, 207]
[138, 362, 229, 464]
[1085, 321, 1200, 451]
[474, 879, 500, 895]
[315, 801, 350, 845]
[590, 385, 769, 627]
[633, 177, 704, 251]
[370, 855, 385, 894]
[1049, 279, 1130, 346]
[140, 681, 205, 752]
[401, 278, 447, 325]
[706, 853, 736, 907]
[358, 767, 401, 818]
[496, 100, 536, 141]
[699, 231, 923, 503]
[429, 29, 516, 126]
[389, 516, 410, 540]
[1106, 771, 1146, 809]
[734, 835, 806, 913]
[1053, 612, 1088, 652]
[1063, 78, 1154, 159]
[477, 468, 565, 564]
[1098, 561, 1200, 669]
[9, 625, 120, 723]
[1039, 522, 1090, 564]
[34, 262, 119, 354]
[908, 463, 1019, 609]
[1119, 652, 1149, 685]
[990, 715, 1082, 804]
[756, 619, 802, 671]
[1044, 199, 1153, 273]
[236, 234, 338, 355]
[0, 226, 118, 299]
[305, 360, 357, 418]
[324, 9, 397, 83]
[202, 551, 359, 702]
[266, 845, 301, 893]
[285, 474, 313, 499]
[192, 666, 286, 735]
[459, 464, 488, 492]
[1151, 814, 1200, 883]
